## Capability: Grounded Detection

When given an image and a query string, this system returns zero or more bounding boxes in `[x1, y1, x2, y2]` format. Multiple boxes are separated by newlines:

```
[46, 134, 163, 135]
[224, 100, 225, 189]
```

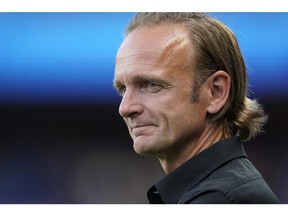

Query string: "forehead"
[114, 24, 195, 83]
[116, 24, 191, 62]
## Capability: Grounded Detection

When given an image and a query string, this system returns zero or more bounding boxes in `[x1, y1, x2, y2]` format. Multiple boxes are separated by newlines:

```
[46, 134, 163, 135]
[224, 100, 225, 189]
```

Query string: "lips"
[133, 125, 150, 129]
[131, 124, 156, 136]
[131, 123, 155, 129]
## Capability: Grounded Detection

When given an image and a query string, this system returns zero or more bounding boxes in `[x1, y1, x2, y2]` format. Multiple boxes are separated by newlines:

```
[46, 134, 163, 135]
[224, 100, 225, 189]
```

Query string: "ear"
[206, 70, 231, 114]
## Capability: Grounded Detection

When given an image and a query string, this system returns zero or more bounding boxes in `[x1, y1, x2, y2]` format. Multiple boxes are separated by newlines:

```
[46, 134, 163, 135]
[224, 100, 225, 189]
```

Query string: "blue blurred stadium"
[0, 13, 287, 203]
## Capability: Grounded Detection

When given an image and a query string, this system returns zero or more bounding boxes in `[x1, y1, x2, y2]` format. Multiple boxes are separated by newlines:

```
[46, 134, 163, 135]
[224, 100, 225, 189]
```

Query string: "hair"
[124, 12, 268, 141]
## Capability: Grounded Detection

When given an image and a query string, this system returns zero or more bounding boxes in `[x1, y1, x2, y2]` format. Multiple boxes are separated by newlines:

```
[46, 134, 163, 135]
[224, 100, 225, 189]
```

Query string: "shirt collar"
[147, 136, 247, 204]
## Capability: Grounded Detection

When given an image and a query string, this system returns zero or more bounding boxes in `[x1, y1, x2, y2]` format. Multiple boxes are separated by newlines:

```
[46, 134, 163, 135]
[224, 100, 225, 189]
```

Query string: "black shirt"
[147, 136, 280, 204]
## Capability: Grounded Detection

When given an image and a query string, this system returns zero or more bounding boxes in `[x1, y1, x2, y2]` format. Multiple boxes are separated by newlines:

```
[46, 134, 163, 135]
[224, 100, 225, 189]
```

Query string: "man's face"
[114, 24, 209, 161]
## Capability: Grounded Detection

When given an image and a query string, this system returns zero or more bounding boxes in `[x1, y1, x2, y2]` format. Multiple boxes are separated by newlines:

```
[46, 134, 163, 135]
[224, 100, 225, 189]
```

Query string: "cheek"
[169, 101, 207, 132]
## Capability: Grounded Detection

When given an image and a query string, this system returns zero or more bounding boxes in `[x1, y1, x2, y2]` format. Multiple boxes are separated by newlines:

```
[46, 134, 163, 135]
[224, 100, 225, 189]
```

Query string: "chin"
[133, 143, 152, 156]
[133, 139, 151, 155]
[133, 138, 162, 157]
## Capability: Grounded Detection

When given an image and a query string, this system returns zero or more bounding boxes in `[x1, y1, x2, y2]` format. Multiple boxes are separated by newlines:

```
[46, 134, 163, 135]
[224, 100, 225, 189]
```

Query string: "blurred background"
[0, 12, 287, 203]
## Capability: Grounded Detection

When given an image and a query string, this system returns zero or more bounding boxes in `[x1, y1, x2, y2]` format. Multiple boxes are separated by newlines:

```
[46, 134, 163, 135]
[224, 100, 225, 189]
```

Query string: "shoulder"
[181, 177, 279, 204]
[179, 158, 280, 204]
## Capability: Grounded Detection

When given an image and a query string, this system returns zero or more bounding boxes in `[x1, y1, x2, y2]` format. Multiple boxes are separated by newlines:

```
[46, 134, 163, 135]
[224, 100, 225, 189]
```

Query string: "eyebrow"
[113, 73, 170, 91]
[113, 80, 122, 91]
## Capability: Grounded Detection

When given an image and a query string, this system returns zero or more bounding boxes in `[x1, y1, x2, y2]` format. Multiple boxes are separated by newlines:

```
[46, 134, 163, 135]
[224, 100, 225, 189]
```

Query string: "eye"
[144, 81, 162, 92]
[117, 86, 126, 96]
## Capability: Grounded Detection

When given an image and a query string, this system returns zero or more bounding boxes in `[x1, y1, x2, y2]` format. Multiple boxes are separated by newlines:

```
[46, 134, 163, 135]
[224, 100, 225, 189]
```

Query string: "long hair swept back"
[125, 12, 268, 141]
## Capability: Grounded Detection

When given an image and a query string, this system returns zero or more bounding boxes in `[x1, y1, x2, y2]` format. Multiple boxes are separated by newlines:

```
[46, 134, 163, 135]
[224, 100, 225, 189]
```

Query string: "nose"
[118, 89, 143, 118]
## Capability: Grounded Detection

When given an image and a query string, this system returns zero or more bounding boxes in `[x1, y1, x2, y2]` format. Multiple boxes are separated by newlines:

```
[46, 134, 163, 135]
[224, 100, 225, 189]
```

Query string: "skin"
[114, 24, 231, 173]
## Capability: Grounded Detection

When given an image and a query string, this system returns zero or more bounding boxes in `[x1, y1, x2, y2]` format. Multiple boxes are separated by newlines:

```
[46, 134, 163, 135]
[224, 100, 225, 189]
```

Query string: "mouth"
[132, 124, 155, 129]
[131, 124, 156, 136]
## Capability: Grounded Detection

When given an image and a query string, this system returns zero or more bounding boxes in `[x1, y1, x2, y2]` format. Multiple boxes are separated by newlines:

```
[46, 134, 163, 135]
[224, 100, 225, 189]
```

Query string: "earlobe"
[207, 70, 231, 114]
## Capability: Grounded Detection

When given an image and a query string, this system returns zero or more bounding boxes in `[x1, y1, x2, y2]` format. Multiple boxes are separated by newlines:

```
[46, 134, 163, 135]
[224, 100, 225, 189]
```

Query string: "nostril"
[119, 104, 138, 118]
[119, 99, 143, 118]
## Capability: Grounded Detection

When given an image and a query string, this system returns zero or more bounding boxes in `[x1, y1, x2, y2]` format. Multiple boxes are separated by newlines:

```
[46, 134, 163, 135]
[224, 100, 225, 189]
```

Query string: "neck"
[159, 122, 228, 174]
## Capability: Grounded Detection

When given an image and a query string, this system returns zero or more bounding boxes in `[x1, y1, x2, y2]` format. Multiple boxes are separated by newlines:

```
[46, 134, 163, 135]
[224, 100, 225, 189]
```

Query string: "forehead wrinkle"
[115, 53, 159, 71]
[114, 53, 159, 87]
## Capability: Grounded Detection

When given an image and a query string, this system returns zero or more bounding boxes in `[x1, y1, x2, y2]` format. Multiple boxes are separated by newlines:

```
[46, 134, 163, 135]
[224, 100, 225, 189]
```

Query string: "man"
[113, 12, 280, 204]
